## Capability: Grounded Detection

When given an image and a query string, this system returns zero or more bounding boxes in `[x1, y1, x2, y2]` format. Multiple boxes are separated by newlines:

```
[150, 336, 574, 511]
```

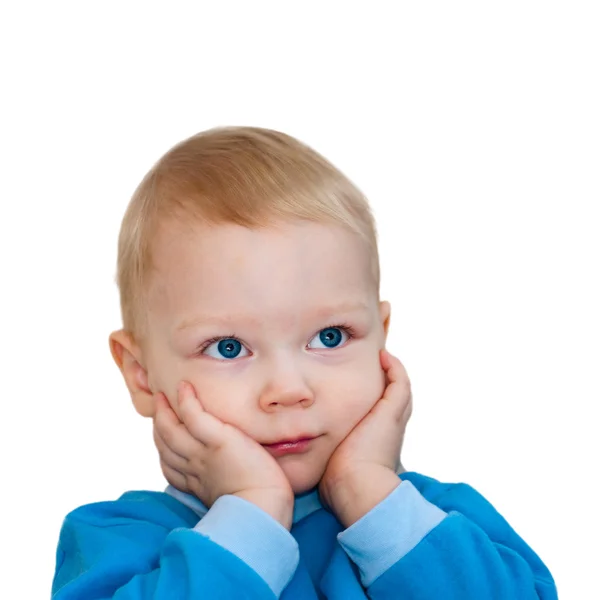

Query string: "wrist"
[325, 465, 400, 528]
[234, 488, 294, 530]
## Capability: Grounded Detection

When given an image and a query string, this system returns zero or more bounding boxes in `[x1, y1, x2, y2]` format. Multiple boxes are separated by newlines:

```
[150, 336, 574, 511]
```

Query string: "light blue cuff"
[194, 495, 299, 597]
[337, 479, 447, 587]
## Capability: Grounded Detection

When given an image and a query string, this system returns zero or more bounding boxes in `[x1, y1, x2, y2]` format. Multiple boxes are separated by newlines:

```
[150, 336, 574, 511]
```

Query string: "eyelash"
[197, 334, 241, 354]
[324, 323, 357, 343]
[196, 323, 357, 355]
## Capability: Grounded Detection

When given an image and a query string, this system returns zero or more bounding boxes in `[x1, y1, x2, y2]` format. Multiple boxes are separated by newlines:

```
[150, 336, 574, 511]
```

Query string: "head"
[110, 127, 391, 494]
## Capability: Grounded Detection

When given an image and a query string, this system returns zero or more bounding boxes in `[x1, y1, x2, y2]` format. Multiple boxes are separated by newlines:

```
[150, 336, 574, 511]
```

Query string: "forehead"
[148, 220, 376, 329]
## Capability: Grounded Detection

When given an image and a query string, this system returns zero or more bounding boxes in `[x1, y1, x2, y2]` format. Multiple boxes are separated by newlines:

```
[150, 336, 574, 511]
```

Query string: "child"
[52, 127, 557, 598]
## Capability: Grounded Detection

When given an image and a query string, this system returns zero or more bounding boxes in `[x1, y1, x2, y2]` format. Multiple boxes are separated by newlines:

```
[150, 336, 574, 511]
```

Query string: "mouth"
[261, 436, 319, 457]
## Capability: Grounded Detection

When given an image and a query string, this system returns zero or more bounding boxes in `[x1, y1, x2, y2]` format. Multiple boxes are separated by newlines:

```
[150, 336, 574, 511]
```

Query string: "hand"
[153, 381, 294, 529]
[319, 349, 413, 526]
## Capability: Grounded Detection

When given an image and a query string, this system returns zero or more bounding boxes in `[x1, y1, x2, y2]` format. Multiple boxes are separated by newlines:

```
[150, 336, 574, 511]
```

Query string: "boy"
[52, 127, 557, 598]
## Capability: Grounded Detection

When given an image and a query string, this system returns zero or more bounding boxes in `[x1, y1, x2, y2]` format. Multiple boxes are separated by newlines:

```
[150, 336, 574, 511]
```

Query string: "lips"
[262, 435, 316, 447]
[261, 436, 319, 457]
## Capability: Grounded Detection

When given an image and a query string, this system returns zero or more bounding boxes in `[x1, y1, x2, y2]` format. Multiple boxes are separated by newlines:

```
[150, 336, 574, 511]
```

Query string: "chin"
[281, 462, 324, 495]
[290, 479, 319, 495]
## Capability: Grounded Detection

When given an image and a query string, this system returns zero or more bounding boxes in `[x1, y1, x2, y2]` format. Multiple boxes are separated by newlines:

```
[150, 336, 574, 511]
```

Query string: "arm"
[336, 475, 557, 600]
[320, 351, 556, 598]
[52, 491, 298, 599]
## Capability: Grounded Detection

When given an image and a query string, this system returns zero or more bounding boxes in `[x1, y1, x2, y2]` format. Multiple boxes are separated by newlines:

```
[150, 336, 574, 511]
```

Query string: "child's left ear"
[379, 301, 391, 341]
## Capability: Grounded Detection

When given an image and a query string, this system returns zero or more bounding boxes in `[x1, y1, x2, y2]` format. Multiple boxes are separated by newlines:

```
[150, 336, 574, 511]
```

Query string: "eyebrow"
[175, 301, 371, 332]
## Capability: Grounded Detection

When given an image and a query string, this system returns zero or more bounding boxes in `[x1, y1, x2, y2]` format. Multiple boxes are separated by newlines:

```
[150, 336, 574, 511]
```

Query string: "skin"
[110, 219, 413, 529]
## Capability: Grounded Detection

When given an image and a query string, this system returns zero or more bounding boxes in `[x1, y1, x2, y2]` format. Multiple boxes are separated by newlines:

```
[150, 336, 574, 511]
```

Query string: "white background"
[1, 2, 598, 598]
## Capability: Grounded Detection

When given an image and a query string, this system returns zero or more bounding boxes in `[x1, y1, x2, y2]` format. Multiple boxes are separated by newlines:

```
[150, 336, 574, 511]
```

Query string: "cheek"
[147, 357, 248, 425]
[183, 376, 252, 429]
[327, 359, 386, 431]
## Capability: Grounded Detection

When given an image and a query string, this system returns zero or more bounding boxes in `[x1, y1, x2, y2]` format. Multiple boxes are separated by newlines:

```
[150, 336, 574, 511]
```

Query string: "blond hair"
[116, 126, 380, 342]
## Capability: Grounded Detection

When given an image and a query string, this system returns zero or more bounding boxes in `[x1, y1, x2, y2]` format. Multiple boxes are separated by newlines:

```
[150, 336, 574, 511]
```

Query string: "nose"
[258, 358, 315, 412]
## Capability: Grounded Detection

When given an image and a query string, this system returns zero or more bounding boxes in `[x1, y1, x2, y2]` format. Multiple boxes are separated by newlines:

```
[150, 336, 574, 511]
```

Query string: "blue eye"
[309, 327, 350, 349]
[202, 338, 249, 360]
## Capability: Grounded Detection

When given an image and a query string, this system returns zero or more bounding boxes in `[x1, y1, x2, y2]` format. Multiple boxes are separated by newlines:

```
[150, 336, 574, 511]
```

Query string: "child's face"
[141, 219, 390, 494]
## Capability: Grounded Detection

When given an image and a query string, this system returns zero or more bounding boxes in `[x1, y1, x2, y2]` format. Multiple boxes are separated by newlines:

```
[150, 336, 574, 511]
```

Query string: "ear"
[379, 300, 391, 342]
[109, 329, 156, 418]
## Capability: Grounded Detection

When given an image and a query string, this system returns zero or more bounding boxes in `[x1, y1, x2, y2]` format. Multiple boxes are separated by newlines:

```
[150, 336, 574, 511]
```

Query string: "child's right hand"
[153, 381, 294, 529]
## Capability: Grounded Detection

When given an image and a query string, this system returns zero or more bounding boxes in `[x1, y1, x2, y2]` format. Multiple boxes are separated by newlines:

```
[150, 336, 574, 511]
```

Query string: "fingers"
[380, 349, 408, 385]
[154, 392, 202, 459]
[159, 459, 190, 493]
[153, 422, 189, 473]
[177, 381, 226, 448]
[154, 381, 229, 453]
[380, 350, 413, 423]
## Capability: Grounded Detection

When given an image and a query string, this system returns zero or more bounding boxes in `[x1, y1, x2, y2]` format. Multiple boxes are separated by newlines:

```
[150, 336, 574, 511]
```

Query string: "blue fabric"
[194, 494, 299, 597]
[52, 472, 557, 598]
[164, 484, 208, 518]
[337, 480, 447, 586]
[164, 483, 323, 525]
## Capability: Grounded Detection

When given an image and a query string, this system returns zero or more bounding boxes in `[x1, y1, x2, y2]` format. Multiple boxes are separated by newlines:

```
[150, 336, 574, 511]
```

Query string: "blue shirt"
[52, 471, 557, 598]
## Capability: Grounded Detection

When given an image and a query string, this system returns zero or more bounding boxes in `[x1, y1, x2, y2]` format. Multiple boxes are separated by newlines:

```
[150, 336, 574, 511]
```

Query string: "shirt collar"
[164, 485, 324, 524]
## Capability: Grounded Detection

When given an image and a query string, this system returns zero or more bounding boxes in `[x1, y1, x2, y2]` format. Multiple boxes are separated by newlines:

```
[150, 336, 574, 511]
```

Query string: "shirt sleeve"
[194, 494, 299, 597]
[52, 491, 292, 599]
[337, 480, 446, 586]
[337, 475, 557, 599]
